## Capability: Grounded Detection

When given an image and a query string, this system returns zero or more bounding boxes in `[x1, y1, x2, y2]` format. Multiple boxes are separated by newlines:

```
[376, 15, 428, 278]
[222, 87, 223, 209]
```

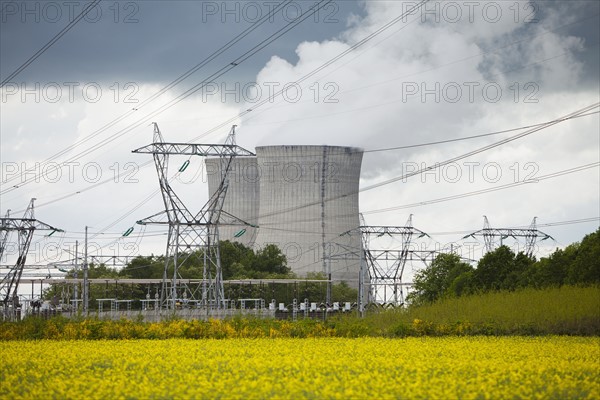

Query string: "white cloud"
[239, 0, 599, 249]
[1, 0, 598, 269]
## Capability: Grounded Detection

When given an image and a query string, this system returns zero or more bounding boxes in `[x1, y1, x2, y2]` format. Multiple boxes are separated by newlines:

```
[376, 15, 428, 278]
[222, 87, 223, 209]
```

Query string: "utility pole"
[358, 256, 365, 317]
[83, 226, 88, 315]
[74, 240, 78, 310]
[326, 245, 331, 306]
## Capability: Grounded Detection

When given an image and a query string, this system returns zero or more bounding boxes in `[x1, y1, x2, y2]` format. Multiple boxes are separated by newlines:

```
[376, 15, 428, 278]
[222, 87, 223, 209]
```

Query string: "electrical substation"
[0, 125, 557, 321]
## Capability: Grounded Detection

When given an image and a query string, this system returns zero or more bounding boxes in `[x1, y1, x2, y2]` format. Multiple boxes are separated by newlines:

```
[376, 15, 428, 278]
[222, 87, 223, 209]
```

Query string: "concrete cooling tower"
[253, 146, 363, 285]
[207, 146, 363, 285]
[205, 157, 260, 247]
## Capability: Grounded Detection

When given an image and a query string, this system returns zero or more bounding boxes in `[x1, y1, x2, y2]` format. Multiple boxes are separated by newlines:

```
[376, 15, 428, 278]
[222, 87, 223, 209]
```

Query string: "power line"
[240, 13, 599, 127]
[255, 103, 599, 220]
[7, 106, 596, 251]
[254, 161, 599, 229]
[17, 216, 597, 268]
[362, 162, 599, 215]
[0, 0, 102, 87]
[1, 0, 330, 193]
[185, 0, 432, 143]
[4, 105, 597, 262]
[425, 217, 600, 236]
[363, 112, 599, 153]
[360, 104, 599, 192]
[1, 0, 430, 239]
[1, 0, 293, 188]
[13, 107, 598, 218]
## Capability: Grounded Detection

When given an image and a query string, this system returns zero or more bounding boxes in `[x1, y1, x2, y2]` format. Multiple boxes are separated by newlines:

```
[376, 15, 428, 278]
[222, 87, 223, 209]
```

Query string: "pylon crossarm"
[136, 210, 170, 225]
[340, 225, 429, 237]
[137, 208, 196, 224]
[467, 228, 550, 238]
[214, 211, 256, 227]
[132, 142, 255, 157]
[0, 218, 60, 232]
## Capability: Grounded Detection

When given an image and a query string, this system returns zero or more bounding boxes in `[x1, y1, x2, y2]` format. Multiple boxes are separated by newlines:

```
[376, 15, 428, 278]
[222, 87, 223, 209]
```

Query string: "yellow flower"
[0, 336, 598, 399]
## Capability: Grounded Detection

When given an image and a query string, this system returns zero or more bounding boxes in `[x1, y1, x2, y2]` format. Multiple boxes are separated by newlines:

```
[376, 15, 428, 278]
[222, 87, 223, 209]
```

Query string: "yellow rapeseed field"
[1, 336, 598, 399]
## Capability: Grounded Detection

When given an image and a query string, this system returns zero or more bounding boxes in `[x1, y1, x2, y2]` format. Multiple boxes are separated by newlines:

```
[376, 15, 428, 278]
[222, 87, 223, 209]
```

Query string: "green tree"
[473, 245, 515, 291]
[252, 244, 289, 277]
[529, 248, 570, 288]
[43, 263, 123, 309]
[220, 240, 255, 279]
[331, 281, 358, 302]
[567, 228, 600, 285]
[408, 253, 474, 305]
[119, 255, 164, 279]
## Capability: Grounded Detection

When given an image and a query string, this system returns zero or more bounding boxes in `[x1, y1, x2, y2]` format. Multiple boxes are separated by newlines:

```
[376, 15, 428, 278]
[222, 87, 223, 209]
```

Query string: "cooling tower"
[205, 157, 260, 247]
[253, 145, 363, 285]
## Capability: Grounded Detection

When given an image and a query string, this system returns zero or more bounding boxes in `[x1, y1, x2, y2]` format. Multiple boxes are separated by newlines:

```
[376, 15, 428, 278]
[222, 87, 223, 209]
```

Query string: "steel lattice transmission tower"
[339, 215, 433, 306]
[463, 216, 553, 257]
[0, 199, 61, 320]
[133, 124, 255, 310]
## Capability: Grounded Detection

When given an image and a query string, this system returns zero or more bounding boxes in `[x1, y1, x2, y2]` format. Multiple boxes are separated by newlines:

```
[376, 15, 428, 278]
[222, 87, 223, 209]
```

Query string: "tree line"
[407, 228, 600, 305]
[43, 241, 357, 308]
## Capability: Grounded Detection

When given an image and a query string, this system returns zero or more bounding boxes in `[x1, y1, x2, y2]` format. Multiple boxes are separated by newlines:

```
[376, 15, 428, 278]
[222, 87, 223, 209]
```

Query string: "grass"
[331, 285, 600, 336]
[1, 285, 598, 340]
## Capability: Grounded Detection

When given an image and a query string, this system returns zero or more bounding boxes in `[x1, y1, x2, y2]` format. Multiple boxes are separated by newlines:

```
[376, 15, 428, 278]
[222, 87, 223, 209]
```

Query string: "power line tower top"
[463, 216, 553, 257]
[133, 124, 255, 310]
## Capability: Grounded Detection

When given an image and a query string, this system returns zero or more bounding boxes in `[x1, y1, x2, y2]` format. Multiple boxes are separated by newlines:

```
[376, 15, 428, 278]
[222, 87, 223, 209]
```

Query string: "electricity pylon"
[0, 209, 11, 261]
[339, 215, 432, 306]
[0, 199, 61, 320]
[463, 216, 553, 257]
[133, 123, 255, 310]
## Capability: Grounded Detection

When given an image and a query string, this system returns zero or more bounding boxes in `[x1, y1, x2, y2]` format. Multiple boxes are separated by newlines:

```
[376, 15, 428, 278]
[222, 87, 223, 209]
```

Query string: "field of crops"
[1, 336, 598, 399]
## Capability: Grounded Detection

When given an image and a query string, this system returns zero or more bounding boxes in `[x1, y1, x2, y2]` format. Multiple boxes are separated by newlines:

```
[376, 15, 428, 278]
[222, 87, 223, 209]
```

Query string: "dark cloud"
[1, 0, 366, 84]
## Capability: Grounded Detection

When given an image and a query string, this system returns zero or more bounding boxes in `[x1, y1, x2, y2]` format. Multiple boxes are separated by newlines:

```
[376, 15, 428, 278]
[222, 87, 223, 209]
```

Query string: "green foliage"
[220, 241, 292, 279]
[473, 245, 535, 292]
[4, 286, 598, 339]
[408, 253, 474, 305]
[219, 241, 255, 279]
[568, 229, 600, 284]
[334, 285, 600, 337]
[43, 241, 293, 308]
[331, 281, 358, 302]
[408, 228, 599, 305]
[253, 244, 289, 277]
[119, 255, 164, 279]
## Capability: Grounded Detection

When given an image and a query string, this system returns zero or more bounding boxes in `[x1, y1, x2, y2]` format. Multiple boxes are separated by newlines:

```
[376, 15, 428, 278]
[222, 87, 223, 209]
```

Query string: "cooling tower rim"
[205, 156, 258, 161]
[255, 145, 364, 153]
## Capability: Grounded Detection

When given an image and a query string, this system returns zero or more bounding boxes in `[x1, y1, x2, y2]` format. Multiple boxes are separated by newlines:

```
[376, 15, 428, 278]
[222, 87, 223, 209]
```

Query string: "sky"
[1, 0, 599, 278]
